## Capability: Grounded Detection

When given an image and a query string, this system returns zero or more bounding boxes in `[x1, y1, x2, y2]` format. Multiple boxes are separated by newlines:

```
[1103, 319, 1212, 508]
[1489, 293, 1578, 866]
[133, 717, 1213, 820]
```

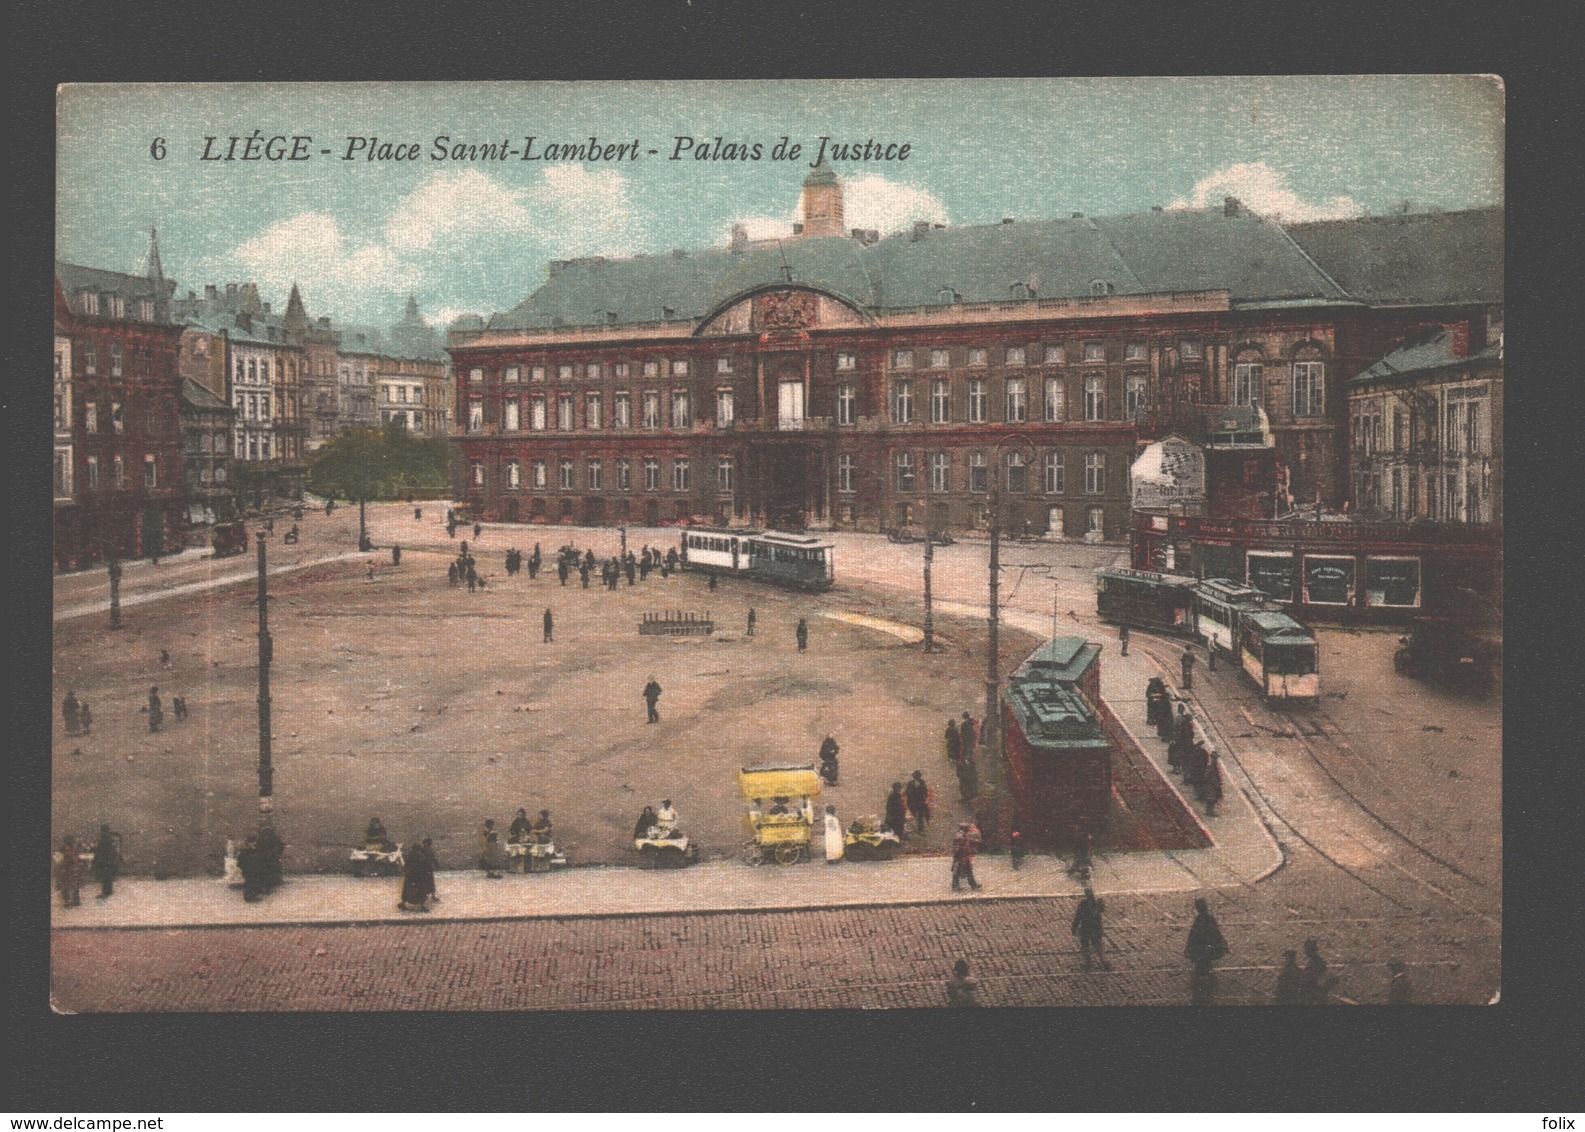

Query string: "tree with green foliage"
[308, 423, 450, 548]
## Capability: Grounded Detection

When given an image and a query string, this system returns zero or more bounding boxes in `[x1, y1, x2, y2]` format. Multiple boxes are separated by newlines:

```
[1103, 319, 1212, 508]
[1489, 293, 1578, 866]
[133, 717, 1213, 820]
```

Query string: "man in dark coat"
[884, 782, 909, 840]
[1072, 887, 1111, 970]
[543, 608, 554, 643]
[1274, 949, 1305, 1004]
[1118, 623, 1130, 657]
[795, 618, 808, 651]
[448, 561, 459, 587]
[905, 771, 931, 834]
[956, 753, 979, 801]
[579, 562, 591, 589]
[62, 690, 81, 735]
[1180, 646, 1196, 690]
[90, 823, 120, 900]
[958, 712, 977, 757]
[399, 840, 436, 911]
[254, 822, 285, 893]
[392, 544, 401, 566]
[945, 719, 962, 764]
[1301, 938, 1336, 1005]
[473, 521, 482, 540]
[1145, 677, 1167, 728]
[147, 686, 163, 733]
[818, 736, 840, 786]
[745, 607, 756, 637]
[1184, 898, 1229, 1004]
[643, 678, 662, 723]
[237, 836, 263, 902]
[626, 558, 636, 585]
[558, 559, 569, 586]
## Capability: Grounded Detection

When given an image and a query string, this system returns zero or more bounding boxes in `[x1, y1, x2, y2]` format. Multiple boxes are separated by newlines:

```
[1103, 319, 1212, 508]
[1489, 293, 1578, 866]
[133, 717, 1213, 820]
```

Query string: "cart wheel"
[774, 844, 803, 866]
[742, 841, 764, 866]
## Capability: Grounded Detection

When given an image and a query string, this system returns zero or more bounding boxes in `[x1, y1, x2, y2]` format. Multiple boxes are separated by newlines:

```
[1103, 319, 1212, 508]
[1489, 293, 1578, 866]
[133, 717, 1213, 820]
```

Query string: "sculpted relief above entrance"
[697, 288, 866, 337]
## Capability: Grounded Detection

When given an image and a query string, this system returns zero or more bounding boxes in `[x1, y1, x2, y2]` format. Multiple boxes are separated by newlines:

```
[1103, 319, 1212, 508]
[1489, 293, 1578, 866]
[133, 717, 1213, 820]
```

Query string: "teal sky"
[57, 78, 1504, 326]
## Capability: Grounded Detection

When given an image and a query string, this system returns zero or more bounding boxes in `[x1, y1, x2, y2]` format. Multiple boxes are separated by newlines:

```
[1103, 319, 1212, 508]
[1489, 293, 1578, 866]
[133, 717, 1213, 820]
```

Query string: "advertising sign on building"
[1131, 435, 1207, 511]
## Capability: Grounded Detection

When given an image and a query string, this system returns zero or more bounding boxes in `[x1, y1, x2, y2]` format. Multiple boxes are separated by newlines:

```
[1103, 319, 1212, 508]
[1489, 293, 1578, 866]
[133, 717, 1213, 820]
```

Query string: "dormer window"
[1010, 282, 1033, 300]
[938, 287, 960, 304]
[1089, 280, 1115, 297]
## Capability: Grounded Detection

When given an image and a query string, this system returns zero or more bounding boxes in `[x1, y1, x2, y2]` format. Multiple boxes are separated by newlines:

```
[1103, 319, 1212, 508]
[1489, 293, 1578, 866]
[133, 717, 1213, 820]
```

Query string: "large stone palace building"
[448, 169, 1500, 539]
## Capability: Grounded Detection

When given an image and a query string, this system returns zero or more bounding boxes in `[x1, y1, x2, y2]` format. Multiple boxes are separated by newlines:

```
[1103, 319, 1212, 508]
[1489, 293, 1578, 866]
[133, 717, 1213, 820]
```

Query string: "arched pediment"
[696, 285, 871, 337]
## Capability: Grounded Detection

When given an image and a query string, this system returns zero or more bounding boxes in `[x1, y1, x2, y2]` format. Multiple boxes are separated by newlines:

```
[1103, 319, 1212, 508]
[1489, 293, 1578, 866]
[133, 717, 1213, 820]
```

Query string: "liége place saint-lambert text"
[179, 134, 910, 164]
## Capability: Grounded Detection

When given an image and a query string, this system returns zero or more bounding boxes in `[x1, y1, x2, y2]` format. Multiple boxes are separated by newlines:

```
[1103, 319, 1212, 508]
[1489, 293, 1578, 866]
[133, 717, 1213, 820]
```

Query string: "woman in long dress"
[399, 841, 433, 911]
[823, 805, 844, 864]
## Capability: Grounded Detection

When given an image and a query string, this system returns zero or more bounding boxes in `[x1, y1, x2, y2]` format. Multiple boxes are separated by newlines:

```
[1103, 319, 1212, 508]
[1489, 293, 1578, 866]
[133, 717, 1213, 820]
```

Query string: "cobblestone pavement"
[50, 855, 1498, 1010]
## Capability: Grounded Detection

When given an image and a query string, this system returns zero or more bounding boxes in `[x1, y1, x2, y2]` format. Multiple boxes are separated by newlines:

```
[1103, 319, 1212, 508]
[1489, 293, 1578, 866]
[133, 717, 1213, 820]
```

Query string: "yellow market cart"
[738, 764, 820, 866]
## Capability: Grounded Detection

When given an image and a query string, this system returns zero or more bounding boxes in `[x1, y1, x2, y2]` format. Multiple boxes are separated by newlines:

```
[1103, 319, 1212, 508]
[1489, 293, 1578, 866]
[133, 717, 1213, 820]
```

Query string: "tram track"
[1133, 633, 1498, 927]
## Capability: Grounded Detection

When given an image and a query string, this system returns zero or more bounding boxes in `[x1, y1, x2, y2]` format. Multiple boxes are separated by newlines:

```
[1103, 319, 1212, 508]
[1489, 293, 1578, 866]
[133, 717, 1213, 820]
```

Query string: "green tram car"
[1095, 567, 1198, 633]
[681, 528, 835, 592]
[1238, 610, 1320, 703]
[1192, 578, 1283, 658]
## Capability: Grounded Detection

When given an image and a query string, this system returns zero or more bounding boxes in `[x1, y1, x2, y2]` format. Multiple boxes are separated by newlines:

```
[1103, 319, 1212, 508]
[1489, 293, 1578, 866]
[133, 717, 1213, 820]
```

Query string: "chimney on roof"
[791, 222, 803, 235]
[318, 316, 331, 329]
[912, 220, 930, 240]
[730, 222, 749, 253]
[1001, 217, 1014, 225]
[1071, 212, 1084, 219]
[1223, 196, 1243, 217]
[205, 284, 218, 301]
[225, 283, 238, 302]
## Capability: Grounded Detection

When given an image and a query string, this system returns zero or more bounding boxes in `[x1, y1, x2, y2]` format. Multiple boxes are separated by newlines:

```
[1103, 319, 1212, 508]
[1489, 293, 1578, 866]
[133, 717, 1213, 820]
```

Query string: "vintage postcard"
[50, 77, 1503, 1013]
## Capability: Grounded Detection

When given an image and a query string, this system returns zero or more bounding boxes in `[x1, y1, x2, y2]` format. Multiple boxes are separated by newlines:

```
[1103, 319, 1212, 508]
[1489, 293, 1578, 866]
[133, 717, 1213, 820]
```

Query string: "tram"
[680, 529, 835, 592]
[1237, 610, 1320, 703]
[1095, 567, 1198, 633]
[1191, 578, 1283, 658]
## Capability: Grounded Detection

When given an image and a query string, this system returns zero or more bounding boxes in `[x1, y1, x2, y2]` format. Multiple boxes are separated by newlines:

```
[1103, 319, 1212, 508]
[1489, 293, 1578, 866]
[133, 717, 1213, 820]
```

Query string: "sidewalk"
[51, 610, 1281, 932]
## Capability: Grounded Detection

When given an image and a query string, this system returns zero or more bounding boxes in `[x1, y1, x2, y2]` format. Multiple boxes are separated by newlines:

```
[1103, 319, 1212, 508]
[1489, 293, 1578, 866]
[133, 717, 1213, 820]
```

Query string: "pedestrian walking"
[254, 822, 285, 893]
[955, 753, 979, 801]
[160, 648, 171, 668]
[1118, 624, 1130, 657]
[884, 782, 909, 840]
[62, 690, 80, 735]
[448, 561, 459, 587]
[460, 540, 469, 558]
[55, 836, 86, 908]
[466, 567, 477, 593]
[818, 736, 840, 787]
[795, 617, 808, 652]
[945, 718, 961, 764]
[1184, 898, 1229, 1004]
[1180, 646, 1196, 690]
[1071, 887, 1112, 970]
[951, 822, 983, 891]
[90, 823, 121, 900]
[399, 841, 434, 911]
[392, 544, 401, 566]
[746, 607, 756, 637]
[643, 677, 662, 723]
[708, 573, 717, 592]
[237, 835, 263, 902]
[172, 696, 187, 722]
[1301, 938, 1337, 1005]
[147, 686, 163, 733]
[905, 771, 931, 834]
[479, 819, 504, 878]
[945, 958, 981, 1006]
[543, 608, 554, 643]
[1009, 828, 1025, 870]
[823, 804, 844, 864]
[1067, 830, 1093, 881]
[1387, 961, 1413, 1005]
[1202, 751, 1224, 816]
[1274, 949, 1305, 1004]
[580, 563, 591, 589]
[367, 561, 377, 582]
[1145, 676, 1168, 728]
[473, 522, 482, 540]
[958, 712, 977, 757]
[78, 702, 93, 735]
[1207, 644, 1218, 673]
[1168, 703, 1191, 773]
[414, 506, 422, 521]
[558, 560, 569, 586]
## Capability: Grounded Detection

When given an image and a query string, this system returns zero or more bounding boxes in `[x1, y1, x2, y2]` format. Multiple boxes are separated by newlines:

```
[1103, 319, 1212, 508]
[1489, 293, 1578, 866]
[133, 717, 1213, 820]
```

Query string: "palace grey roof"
[486, 204, 1502, 333]
[1351, 328, 1503, 385]
[1285, 208, 1503, 306]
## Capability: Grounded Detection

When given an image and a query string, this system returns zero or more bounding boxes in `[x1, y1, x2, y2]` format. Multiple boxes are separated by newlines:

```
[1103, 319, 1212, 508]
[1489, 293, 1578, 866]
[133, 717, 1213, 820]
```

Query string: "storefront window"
[1246, 552, 1295, 602]
[1365, 556, 1421, 608]
[1303, 555, 1355, 606]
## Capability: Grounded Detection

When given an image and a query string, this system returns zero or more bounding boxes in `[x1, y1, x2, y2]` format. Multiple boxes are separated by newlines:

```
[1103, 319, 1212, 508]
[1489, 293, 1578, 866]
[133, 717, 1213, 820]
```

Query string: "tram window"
[1264, 644, 1316, 675]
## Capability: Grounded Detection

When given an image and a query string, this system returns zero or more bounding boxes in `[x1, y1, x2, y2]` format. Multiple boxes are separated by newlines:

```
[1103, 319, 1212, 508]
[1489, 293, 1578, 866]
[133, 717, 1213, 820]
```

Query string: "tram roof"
[1015, 636, 1101, 684]
[1242, 611, 1314, 638]
[1194, 578, 1278, 604]
[684, 526, 763, 537]
[1004, 678, 1109, 749]
[755, 531, 833, 548]
[1097, 566, 1197, 587]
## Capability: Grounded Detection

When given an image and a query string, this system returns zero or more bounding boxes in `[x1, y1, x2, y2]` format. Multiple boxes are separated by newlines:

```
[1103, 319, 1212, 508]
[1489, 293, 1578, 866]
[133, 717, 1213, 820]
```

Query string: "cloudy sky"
[57, 78, 1503, 326]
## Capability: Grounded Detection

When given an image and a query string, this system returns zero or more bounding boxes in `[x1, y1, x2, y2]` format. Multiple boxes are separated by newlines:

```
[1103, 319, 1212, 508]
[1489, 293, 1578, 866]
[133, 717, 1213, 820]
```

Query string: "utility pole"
[922, 534, 935, 653]
[256, 530, 274, 812]
[984, 475, 1001, 757]
[107, 555, 123, 631]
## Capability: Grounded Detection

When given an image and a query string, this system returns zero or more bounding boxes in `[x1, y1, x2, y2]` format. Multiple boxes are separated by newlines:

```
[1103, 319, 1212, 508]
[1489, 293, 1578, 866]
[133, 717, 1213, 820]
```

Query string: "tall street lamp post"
[922, 534, 935, 653]
[107, 555, 123, 631]
[255, 529, 274, 812]
[983, 438, 1035, 763]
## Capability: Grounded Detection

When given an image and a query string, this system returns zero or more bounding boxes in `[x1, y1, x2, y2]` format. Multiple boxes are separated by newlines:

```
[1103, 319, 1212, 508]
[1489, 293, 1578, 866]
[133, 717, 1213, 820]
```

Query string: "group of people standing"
[1146, 677, 1223, 816]
[234, 822, 286, 902]
[942, 711, 981, 801]
[882, 771, 933, 839]
[54, 823, 121, 907]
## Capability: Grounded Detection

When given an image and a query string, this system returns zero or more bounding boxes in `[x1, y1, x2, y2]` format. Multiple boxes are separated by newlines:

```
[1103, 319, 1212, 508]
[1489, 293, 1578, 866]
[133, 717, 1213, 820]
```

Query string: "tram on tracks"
[1191, 578, 1283, 658]
[1237, 610, 1320, 703]
[1094, 567, 1198, 633]
[680, 528, 835, 592]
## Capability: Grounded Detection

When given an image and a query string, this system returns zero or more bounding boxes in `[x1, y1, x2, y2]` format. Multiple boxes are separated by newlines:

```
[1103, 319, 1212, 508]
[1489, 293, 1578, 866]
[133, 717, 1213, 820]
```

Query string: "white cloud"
[721, 214, 797, 243]
[842, 175, 949, 235]
[526, 165, 638, 257]
[226, 212, 419, 309]
[385, 169, 535, 251]
[1166, 162, 1363, 222]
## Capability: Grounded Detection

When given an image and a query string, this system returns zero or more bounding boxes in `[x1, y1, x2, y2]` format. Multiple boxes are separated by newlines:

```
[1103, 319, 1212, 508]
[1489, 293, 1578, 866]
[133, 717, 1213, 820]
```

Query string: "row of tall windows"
[476, 389, 735, 434]
[77, 453, 158, 490]
[831, 452, 1106, 494]
[887, 375, 1120, 423]
[889, 342, 1196, 369]
[1231, 359, 1327, 416]
[482, 456, 733, 493]
[481, 358, 718, 384]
